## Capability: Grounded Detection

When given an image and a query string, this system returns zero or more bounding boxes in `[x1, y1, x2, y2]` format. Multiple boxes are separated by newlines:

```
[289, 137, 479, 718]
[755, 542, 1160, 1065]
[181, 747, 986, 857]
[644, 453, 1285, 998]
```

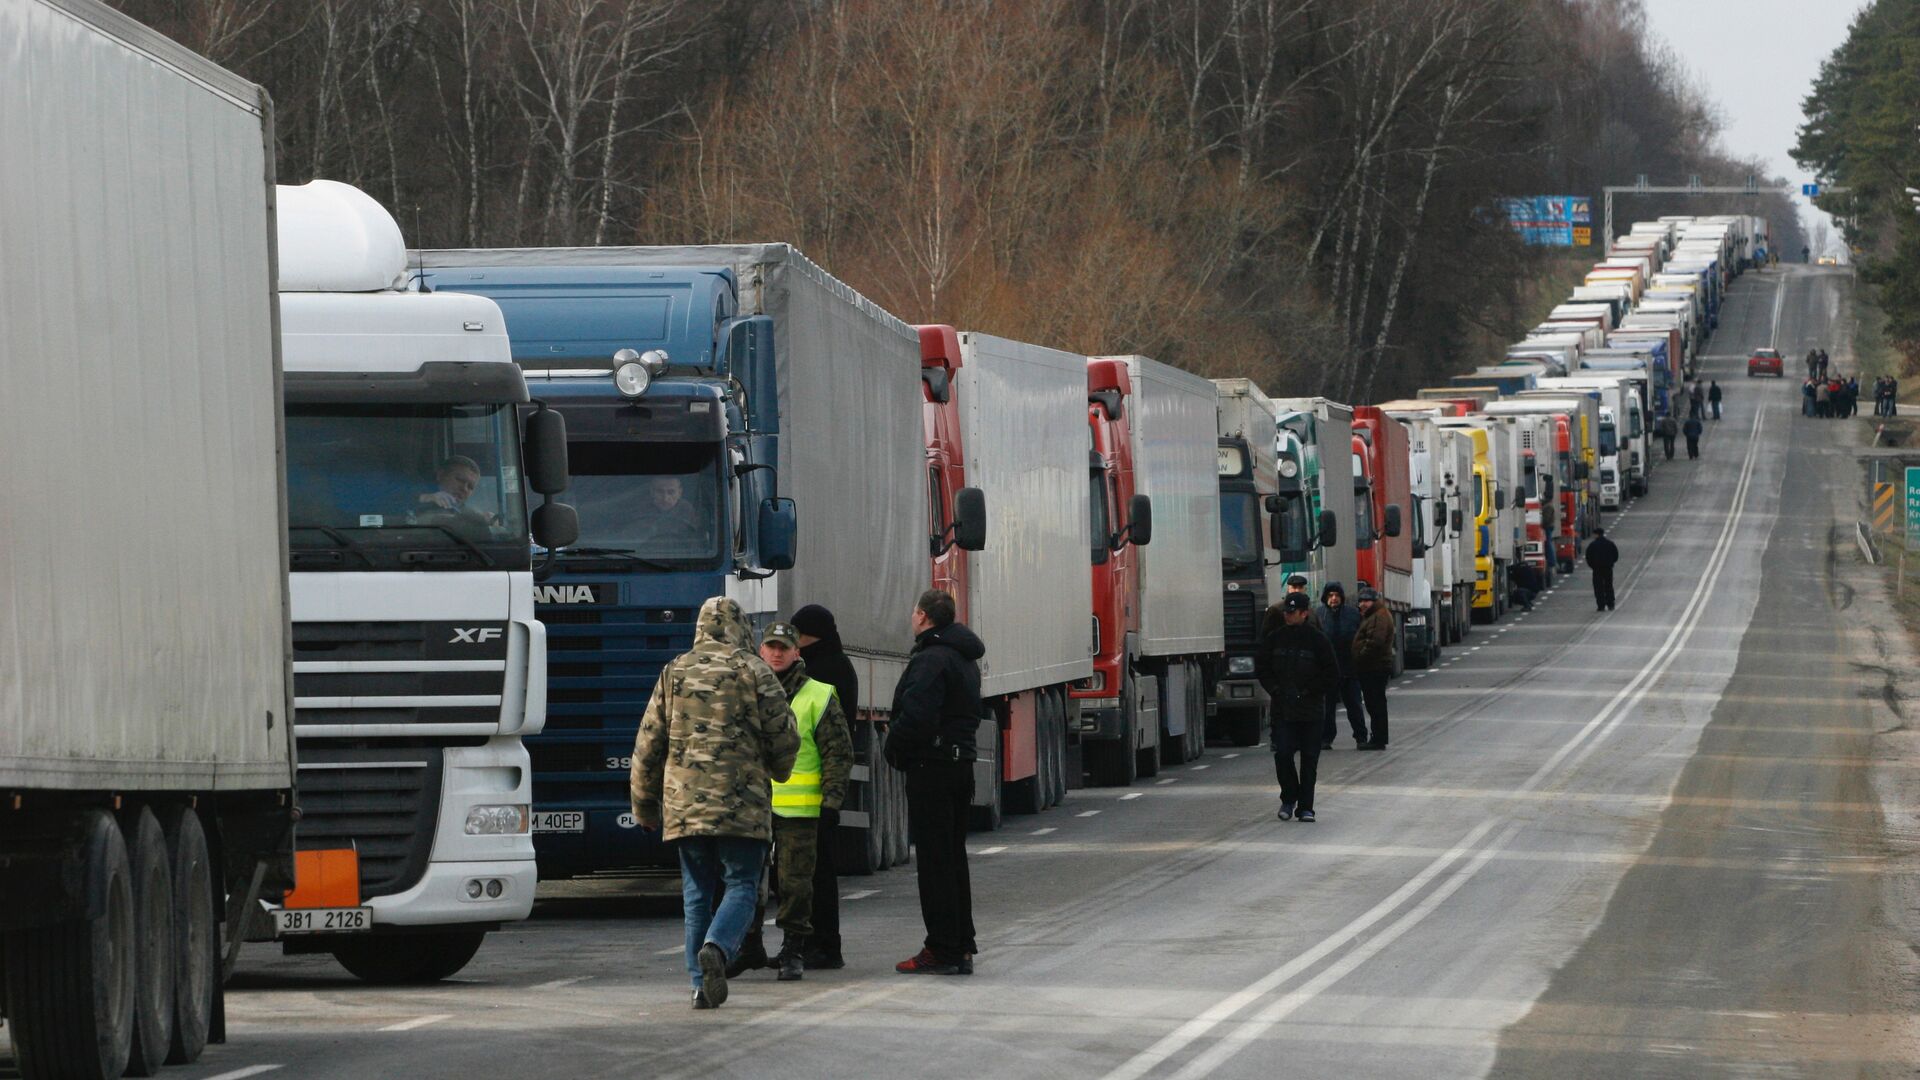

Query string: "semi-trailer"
[1, 3, 295, 1070]
[1351, 407, 1414, 671]
[269, 181, 576, 983]
[1213, 378, 1287, 746]
[918, 327, 1090, 820]
[421, 243, 925, 873]
[1077, 356, 1226, 784]
[1272, 398, 1361, 598]
[1374, 403, 1472, 665]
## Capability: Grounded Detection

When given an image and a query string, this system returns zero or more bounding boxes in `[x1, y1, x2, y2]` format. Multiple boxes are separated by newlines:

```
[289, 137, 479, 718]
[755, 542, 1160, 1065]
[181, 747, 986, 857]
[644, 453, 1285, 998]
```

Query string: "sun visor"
[277, 180, 407, 292]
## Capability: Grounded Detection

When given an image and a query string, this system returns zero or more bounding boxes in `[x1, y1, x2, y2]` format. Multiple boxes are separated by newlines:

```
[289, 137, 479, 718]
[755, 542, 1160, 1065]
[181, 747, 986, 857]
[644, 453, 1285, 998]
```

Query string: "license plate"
[532, 810, 585, 834]
[273, 906, 371, 935]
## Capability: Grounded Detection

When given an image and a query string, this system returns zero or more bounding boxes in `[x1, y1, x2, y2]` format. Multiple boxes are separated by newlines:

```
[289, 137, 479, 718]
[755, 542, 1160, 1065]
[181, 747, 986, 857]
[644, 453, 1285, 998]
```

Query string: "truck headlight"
[1228, 656, 1255, 675]
[1407, 613, 1426, 625]
[614, 359, 651, 398]
[465, 805, 529, 835]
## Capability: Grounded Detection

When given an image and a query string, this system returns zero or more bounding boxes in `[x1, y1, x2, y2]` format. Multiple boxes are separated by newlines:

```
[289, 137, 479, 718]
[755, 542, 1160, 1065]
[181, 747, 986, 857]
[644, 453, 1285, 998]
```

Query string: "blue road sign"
[1802, 183, 1821, 197]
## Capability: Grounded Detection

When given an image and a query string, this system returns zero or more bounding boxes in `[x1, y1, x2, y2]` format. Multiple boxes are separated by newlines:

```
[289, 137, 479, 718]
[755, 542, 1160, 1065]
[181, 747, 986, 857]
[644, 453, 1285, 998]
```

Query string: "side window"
[928, 465, 947, 539]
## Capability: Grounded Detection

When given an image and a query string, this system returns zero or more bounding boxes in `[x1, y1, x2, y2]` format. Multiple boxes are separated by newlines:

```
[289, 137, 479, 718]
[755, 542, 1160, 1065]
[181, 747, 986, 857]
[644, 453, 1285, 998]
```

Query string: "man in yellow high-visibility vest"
[755, 621, 852, 981]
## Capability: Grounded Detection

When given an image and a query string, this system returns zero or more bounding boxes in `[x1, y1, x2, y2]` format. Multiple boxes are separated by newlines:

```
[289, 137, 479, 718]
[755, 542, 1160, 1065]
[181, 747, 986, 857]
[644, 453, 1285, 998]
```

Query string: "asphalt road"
[12, 266, 1914, 1080]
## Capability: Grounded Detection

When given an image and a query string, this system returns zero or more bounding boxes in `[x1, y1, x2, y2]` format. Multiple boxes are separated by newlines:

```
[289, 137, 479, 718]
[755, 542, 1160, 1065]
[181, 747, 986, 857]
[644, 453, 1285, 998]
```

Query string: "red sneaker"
[895, 948, 961, 975]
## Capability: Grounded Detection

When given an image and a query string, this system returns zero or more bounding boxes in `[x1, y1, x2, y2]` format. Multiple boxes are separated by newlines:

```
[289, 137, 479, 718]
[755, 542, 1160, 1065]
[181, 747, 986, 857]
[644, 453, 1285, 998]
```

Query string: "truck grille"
[295, 746, 443, 899]
[538, 605, 693, 732]
[529, 741, 617, 775]
[1222, 590, 1260, 650]
[293, 621, 509, 730]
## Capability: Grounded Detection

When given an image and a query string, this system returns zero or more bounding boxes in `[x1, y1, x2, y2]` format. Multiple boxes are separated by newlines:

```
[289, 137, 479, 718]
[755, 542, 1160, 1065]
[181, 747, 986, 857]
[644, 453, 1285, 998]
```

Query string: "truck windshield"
[286, 403, 530, 571]
[561, 442, 724, 568]
[1218, 491, 1262, 567]
[1599, 423, 1618, 457]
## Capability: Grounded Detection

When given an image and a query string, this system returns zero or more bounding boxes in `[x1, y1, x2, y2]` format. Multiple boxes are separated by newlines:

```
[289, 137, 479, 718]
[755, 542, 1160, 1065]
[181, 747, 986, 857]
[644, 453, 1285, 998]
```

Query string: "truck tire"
[1186, 662, 1207, 762]
[157, 806, 215, 1066]
[969, 723, 1004, 831]
[332, 931, 486, 984]
[2, 809, 136, 1080]
[1045, 692, 1068, 808]
[122, 807, 176, 1077]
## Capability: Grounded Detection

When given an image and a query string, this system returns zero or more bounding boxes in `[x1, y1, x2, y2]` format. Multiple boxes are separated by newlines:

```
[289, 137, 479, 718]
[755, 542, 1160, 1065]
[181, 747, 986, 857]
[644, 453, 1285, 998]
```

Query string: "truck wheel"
[970, 724, 1005, 830]
[158, 806, 215, 1065]
[1226, 708, 1262, 747]
[1046, 693, 1069, 807]
[2, 809, 136, 1080]
[122, 807, 176, 1077]
[1084, 731, 1135, 787]
[1135, 727, 1161, 778]
[1187, 663, 1207, 762]
[332, 931, 486, 984]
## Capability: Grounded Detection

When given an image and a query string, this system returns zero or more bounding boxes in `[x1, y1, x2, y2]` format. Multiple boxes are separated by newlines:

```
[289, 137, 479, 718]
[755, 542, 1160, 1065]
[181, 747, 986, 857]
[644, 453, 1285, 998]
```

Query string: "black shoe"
[776, 950, 804, 981]
[802, 949, 845, 971]
[957, 953, 975, 976]
[698, 943, 730, 1006]
[1321, 741, 1334, 751]
[692, 989, 716, 1010]
[1297, 809, 1316, 823]
[1277, 801, 1295, 821]
[726, 936, 768, 977]
[1353, 737, 1369, 749]
[1357, 742, 1385, 751]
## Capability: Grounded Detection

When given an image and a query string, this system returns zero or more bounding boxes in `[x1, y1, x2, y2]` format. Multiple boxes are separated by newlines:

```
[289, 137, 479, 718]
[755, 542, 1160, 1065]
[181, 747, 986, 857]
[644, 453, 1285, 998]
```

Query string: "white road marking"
[1119, 793, 1144, 801]
[976, 846, 1007, 855]
[531, 976, 591, 991]
[1222, 753, 1241, 760]
[1770, 273, 1788, 347]
[203, 1068, 284, 1080]
[1155, 778, 1179, 786]
[655, 945, 685, 955]
[1077, 810, 1102, 818]
[1190, 764, 1211, 771]
[379, 1014, 451, 1032]
[842, 889, 879, 901]
[1031, 827, 1057, 836]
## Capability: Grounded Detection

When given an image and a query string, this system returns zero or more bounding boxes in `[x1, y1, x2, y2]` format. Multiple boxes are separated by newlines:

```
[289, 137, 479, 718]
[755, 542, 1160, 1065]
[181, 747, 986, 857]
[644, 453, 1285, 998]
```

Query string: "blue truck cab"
[422, 262, 789, 877]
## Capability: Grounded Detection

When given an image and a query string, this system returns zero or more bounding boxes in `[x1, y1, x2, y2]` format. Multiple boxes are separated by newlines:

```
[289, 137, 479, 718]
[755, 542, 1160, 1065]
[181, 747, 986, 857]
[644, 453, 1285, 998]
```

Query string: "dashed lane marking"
[1222, 753, 1241, 760]
[379, 1015, 451, 1032]
[976, 846, 1007, 855]
[842, 889, 878, 901]
[1031, 827, 1057, 836]
[1077, 810, 1102, 818]
[1190, 764, 1211, 771]
[655, 945, 683, 955]
[203, 1068, 284, 1080]
[1119, 792, 1144, 801]
[1156, 778, 1180, 785]
[531, 976, 591, 991]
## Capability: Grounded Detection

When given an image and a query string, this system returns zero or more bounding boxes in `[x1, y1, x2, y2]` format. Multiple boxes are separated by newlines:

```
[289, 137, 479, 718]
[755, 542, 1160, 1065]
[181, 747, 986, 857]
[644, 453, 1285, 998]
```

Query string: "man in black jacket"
[1315, 581, 1367, 749]
[886, 589, 983, 975]
[1585, 527, 1620, 612]
[791, 604, 857, 971]
[1257, 592, 1338, 823]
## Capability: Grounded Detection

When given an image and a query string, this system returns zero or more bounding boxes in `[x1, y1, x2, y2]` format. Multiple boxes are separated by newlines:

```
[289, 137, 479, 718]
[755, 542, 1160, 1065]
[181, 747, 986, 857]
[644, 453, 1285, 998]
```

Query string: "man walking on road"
[731, 621, 852, 983]
[632, 597, 799, 1011]
[1657, 412, 1678, 460]
[1708, 380, 1723, 420]
[1351, 587, 1395, 750]
[888, 589, 985, 976]
[1314, 582, 1367, 749]
[1683, 414, 1704, 459]
[1256, 592, 1338, 823]
[1585, 527, 1620, 612]
[790, 604, 856, 970]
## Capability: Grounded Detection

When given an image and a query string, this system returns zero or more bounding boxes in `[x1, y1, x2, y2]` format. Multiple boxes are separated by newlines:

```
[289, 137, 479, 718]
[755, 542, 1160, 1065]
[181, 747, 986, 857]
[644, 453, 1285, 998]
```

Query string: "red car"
[1748, 348, 1784, 377]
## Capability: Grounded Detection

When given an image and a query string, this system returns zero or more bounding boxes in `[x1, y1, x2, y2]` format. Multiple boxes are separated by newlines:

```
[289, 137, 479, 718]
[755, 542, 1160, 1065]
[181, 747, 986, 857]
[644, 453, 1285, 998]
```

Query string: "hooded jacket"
[1255, 617, 1337, 727]
[776, 657, 853, 813]
[885, 621, 985, 767]
[794, 606, 861, 732]
[1314, 582, 1361, 675]
[630, 597, 800, 842]
[1351, 601, 1397, 674]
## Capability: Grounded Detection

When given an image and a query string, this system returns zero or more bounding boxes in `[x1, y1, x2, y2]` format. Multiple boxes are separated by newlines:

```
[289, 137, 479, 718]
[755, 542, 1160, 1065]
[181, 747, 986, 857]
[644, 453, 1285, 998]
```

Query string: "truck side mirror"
[531, 501, 579, 550]
[524, 404, 570, 495]
[758, 497, 798, 571]
[952, 486, 987, 551]
[1274, 509, 1306, 563]
[1383, 504, 1402, 538]
[1541, 476, 1554, 498]
[1126, 494, 1153, 546]
[1317, 509, 1338, 549]
[1575, 462, 1590, 481]
[1495, 489, 1508, 511]
[1451, 509, 1465, 533]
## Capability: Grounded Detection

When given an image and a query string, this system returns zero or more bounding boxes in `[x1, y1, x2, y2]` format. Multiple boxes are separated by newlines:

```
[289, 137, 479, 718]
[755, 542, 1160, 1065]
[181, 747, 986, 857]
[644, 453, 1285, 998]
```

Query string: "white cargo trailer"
[0, 1, 294, 1073]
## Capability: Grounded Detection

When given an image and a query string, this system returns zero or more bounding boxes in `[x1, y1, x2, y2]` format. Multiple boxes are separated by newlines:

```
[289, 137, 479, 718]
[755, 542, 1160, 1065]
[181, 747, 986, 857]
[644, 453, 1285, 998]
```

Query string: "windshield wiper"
[399, 523, 497, 568]
[560, 546, 678, 572]
[290, 525, 378, 568]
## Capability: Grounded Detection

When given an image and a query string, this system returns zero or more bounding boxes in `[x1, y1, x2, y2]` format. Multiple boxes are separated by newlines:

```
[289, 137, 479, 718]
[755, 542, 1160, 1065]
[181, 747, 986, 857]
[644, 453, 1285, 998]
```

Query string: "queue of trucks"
[1, 3, 1778, 1075]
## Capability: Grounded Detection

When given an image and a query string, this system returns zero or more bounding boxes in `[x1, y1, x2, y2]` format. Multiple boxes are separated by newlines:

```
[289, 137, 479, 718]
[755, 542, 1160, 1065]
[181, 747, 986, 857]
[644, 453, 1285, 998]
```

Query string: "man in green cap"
[737, 619, 853, 981]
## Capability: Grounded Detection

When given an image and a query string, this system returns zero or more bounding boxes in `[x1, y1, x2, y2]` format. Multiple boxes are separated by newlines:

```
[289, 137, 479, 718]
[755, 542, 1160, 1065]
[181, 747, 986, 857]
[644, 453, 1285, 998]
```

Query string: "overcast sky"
[1641, 0, 1866, 245]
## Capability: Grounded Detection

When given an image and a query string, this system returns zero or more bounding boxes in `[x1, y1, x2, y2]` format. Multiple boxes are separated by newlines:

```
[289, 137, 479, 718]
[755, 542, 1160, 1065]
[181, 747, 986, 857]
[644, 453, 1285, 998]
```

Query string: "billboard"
[1502, 196, 1592, 246]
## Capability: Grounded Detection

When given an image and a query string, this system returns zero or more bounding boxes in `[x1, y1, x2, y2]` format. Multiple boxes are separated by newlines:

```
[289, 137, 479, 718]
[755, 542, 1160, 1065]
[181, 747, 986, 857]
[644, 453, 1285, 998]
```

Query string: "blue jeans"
[678, 836, 768, 989]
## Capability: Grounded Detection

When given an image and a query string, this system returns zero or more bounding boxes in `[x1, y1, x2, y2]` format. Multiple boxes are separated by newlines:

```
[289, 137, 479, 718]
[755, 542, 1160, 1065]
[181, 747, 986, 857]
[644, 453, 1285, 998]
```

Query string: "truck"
[1, 3, 295, 1071]
[1078, 356, 1225, 784]
[1452, 369, 1537, 395]
[1374, 403, 1472, 665]
[419, 243, 926, 874]
[918, 327, 1089, 820]
[1540, 375, 1645, 503]
[1272, 398, 1360, 600]
[1487, 395, 1597, 570]
[1213, 378, 1287, 746]
[269, 181, 576, 983]
[1351, 407, 1414, 670]
[1434, 419, 1509, 623]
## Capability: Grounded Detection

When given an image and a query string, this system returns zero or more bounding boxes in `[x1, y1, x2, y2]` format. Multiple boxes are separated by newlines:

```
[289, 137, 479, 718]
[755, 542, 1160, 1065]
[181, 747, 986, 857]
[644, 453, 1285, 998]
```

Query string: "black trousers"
[904, 760, 975, 961]
[1592, 567, 1616, 610]
[1321, 675, 1366, 744]
[1686, 435, 1700, 458]
[1357, 672, 1390, 746]
[1271, 721, 1322, 811]
[1661, 435, 1675, 459]
[810, 815, 840, 951]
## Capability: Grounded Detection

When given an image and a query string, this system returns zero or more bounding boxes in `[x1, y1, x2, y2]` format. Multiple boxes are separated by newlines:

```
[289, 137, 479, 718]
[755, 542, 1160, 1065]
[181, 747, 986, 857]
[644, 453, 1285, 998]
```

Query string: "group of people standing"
[1800, 349, 1864, 419]
[1253, 577, 1396, 823]
[1872, 375, 1902, 417]
[631, 590, 985, 1010]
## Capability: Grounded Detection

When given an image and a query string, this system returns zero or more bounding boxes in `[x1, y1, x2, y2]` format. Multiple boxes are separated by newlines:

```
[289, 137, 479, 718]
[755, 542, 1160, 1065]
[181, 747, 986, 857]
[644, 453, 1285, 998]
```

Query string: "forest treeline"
[1797, 0, 1920, 374]
[116, 0, 1802, 397]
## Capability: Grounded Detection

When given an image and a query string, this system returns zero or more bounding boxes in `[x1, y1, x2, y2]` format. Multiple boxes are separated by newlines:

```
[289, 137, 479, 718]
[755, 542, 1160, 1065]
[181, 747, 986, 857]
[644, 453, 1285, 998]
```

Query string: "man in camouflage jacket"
[631, 596, 799, 1009]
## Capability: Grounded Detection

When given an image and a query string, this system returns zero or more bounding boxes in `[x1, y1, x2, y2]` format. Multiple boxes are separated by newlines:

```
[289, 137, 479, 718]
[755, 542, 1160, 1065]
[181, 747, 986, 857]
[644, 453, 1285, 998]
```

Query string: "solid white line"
[1099, 820, 1500, 1080]
[1031, 827, 1057, 836]
[1770, 274, 1788, 348]
[379, 1014, 451, 1032]
[530, 976, 591, 991]
[203, 1067, 284, 1080]
[1119, 793, 1144, 801]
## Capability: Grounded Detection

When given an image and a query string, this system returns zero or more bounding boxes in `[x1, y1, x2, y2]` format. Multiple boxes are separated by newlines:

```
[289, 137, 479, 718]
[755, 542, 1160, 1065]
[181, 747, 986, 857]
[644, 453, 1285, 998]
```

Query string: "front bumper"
[364, 857, 536, 926]
[1215, 677, 1269, 709]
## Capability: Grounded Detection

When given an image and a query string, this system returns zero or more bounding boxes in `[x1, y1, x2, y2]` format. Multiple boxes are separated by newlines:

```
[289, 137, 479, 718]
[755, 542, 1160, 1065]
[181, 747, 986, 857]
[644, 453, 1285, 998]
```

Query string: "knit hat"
[1282, 592, 1313, 612]
[790, 604, 838, 640]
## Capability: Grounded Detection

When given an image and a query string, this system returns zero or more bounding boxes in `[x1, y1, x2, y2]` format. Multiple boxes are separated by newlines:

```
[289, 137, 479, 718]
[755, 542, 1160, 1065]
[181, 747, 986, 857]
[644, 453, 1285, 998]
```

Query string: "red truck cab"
[1076, 358, 1153, 785]
[918, 326, 973, 618]
[1550, 415, 1580, 572]
[1350, 408, 1412, 666]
